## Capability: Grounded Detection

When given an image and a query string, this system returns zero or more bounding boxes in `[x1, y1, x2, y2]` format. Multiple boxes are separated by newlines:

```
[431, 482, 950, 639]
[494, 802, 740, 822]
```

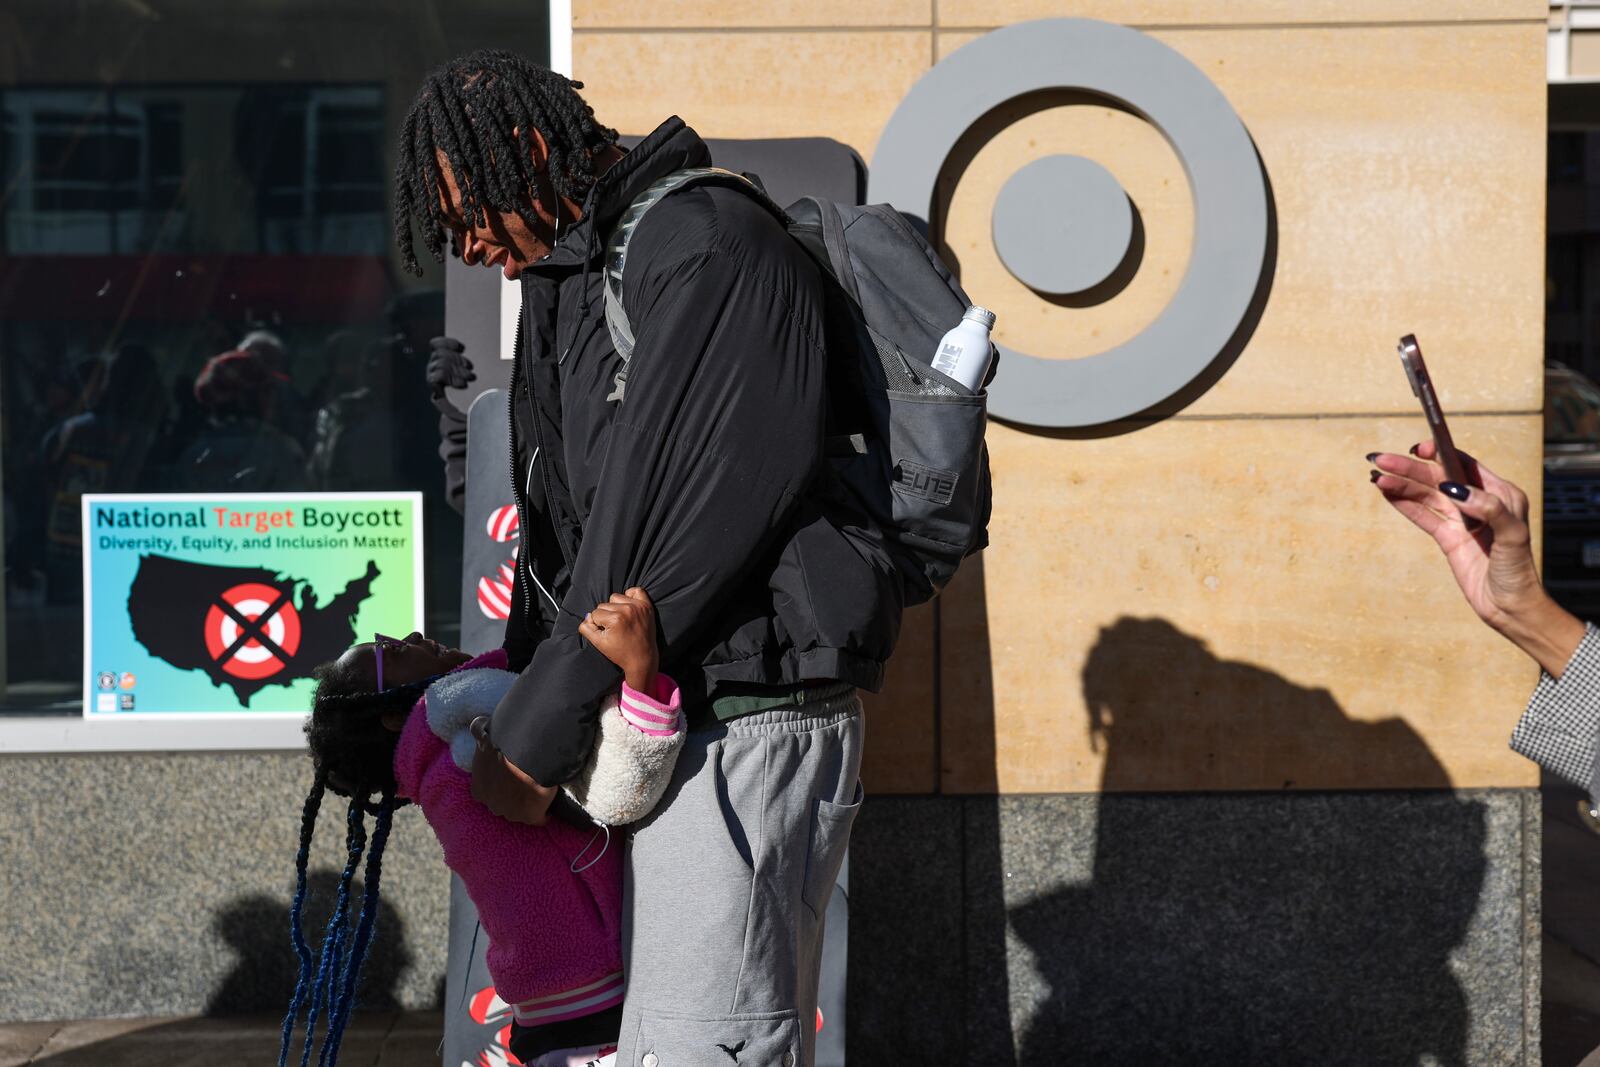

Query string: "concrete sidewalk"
[0, 1012, 443, 1066]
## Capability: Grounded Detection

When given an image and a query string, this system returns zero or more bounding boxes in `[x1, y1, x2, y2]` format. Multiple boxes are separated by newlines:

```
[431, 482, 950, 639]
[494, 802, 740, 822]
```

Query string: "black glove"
[426, 336, 475, 398]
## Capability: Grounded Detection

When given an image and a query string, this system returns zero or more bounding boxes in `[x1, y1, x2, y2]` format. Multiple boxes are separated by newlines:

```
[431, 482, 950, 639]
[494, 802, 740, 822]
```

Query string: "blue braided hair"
[280, 659, 434, 1067]
[277, 771, 327, 1067]
[297, 797, 367, 1067]
[319, 788, 397, 1065]
[278, 652, 444, 1067]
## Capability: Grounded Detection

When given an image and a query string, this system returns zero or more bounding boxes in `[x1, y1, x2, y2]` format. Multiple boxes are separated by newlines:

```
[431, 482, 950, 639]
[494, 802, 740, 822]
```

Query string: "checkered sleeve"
[1509, 623, 1600, 798]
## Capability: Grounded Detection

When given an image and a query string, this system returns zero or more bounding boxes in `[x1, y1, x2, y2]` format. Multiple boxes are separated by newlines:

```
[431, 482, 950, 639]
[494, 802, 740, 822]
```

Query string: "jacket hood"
[529, 117, 712, 273]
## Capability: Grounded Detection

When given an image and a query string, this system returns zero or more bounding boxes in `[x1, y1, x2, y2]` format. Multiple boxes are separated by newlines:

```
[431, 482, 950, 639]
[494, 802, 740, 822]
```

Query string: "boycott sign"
[82, 493, 424, 717]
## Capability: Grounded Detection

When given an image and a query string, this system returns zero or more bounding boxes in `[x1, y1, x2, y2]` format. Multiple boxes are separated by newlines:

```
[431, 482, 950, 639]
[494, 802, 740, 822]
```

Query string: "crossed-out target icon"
[203, 582, 302, 680]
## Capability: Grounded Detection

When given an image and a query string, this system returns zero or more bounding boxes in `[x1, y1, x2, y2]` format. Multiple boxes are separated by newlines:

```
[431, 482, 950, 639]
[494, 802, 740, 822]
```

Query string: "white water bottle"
[931, 305, 995, 392]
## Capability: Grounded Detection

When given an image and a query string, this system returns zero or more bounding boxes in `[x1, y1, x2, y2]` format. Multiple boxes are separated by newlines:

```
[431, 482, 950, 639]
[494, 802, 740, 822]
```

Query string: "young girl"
[279, 588, 681, 1067]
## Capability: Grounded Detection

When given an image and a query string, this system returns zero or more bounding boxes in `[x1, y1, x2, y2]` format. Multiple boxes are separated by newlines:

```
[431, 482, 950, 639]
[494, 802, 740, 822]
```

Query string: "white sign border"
[0, 714, 313, 753]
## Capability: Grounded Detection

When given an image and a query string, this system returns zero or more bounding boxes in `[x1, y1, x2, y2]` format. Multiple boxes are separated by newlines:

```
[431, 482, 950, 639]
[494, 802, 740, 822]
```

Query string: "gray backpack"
[603, 167, 993, 605]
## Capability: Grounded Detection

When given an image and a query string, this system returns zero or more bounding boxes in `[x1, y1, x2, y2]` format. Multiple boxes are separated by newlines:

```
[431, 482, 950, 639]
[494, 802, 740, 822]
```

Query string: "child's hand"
[579, 587, 659, 692]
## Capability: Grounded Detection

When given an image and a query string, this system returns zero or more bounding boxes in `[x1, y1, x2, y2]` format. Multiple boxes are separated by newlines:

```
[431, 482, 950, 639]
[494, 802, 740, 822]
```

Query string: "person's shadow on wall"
[206, 867, 413, 1016]
[998, 617, 1487, 1065]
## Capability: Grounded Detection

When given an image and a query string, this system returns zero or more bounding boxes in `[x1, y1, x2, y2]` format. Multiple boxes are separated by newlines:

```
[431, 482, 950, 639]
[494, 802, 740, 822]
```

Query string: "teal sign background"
[82, 492, 424, 717]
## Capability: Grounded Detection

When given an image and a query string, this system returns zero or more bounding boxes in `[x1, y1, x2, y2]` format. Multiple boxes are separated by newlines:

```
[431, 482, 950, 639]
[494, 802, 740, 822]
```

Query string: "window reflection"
[0, 8, 546, 711]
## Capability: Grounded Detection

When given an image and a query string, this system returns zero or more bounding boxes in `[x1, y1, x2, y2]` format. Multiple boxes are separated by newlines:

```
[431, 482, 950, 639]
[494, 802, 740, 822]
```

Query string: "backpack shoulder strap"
[785, 196, 858, 305]
[602, 167, 784, 395]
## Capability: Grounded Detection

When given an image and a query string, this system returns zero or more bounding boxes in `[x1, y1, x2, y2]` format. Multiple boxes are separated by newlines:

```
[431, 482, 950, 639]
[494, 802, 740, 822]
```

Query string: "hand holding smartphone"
[1397, 333, 1473, 488]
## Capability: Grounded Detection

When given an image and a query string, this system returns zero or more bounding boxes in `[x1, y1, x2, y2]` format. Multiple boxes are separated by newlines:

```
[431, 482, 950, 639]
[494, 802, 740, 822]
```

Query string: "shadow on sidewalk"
[15, 1011, 441, 1066]
[10, 867, 428, 1065]
[205, 867, 413, 1016]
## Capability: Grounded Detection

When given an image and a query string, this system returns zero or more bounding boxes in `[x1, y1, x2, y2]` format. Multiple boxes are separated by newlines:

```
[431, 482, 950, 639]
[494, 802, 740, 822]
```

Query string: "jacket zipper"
[508, 299, 579, 633]
[506, 304, 537, 619]
[529, 352, 577, 577]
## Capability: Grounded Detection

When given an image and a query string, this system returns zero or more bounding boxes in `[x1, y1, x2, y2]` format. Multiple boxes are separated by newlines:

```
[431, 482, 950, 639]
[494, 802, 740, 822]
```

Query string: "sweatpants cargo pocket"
[800, 779, 863, 919]
[631, 1007, 800, 1066]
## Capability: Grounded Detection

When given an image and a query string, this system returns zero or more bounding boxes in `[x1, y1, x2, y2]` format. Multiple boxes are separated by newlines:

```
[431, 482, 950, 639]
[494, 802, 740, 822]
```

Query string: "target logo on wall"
[870, 17, 1272, 429]
[203, 582, 302, 680]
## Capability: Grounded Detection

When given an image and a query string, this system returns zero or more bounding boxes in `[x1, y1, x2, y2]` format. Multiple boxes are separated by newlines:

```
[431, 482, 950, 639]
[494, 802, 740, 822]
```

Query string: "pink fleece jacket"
[392, 648, 680, 1027]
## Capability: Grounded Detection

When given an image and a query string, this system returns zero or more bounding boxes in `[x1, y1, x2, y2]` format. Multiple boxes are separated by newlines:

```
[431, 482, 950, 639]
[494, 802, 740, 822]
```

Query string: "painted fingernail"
[1408, 444, 1421, 456]
[1369, 469, 1382, 483]
[1365, 452, 1379, 463]
[1440, 481, 1469, 501]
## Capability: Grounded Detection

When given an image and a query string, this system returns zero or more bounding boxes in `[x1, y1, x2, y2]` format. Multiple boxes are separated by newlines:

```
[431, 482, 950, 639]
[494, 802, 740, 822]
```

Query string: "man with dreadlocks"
[394, 50, 883, 1067]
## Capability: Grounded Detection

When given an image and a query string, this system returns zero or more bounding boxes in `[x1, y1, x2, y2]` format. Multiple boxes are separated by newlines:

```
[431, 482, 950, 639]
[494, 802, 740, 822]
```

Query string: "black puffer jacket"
[492, 118, 902, 786]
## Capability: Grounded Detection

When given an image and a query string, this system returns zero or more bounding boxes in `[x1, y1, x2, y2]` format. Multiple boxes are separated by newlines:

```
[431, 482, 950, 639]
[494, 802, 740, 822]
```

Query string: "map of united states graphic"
[127, 554, 378, 704]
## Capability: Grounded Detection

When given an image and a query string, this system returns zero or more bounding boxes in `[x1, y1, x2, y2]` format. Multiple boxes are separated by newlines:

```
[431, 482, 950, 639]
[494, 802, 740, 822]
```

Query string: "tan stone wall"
[573, 0, 1549, 794]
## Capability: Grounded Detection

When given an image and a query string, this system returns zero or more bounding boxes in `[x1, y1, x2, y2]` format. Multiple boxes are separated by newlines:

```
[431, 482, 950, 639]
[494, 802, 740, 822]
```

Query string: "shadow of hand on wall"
[206, 866, 412, 1016]
[1007, 617, 1487, 1065]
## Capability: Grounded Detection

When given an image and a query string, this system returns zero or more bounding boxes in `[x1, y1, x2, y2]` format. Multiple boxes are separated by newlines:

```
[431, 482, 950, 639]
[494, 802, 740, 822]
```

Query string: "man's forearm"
[493, 628, 621, 785]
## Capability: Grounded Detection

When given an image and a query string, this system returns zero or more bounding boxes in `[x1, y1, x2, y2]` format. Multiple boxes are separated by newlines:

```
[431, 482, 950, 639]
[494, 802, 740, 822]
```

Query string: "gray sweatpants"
[615, 689, 864, 1067]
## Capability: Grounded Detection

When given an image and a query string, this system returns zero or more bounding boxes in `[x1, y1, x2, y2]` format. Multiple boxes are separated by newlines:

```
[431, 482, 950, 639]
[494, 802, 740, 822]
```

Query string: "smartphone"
[1397, 334, 1472, 487]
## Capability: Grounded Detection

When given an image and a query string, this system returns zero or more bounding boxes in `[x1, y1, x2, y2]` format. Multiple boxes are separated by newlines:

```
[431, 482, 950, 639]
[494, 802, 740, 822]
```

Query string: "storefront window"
[0, 2, 550, 714]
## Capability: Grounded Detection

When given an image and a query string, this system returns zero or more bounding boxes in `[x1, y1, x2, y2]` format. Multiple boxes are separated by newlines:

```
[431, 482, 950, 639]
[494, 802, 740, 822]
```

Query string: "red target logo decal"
[477, 573, 513, 620]
[466, 986, 524, 1066]
[203, 583, 301, 679]
[477, 504, 521, 622]
[486, 505, 519, 543]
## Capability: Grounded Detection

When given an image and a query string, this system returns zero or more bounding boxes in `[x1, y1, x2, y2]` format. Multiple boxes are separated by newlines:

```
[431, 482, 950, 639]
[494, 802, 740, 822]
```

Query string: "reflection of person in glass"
[176, 349, 307, 493]
[239, 328, 312, 446]
[40, 343, 167, 601]
[382, 291, 448, 496]
[307, 331, 394, 491]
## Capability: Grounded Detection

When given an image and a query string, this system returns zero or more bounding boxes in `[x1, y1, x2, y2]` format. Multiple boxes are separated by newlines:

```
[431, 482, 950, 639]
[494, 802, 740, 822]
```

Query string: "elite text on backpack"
[603, 166, 994, 607]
